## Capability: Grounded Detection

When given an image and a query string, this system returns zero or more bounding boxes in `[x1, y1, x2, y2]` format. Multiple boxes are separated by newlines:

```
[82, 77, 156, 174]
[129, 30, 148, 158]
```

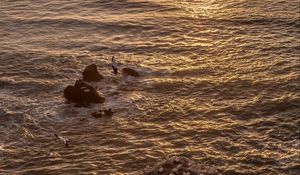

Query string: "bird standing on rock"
[112, 56, 118, 74]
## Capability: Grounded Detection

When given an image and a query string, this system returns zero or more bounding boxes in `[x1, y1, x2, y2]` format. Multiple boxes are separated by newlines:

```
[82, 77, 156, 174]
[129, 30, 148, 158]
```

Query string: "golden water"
[0, 0, 299, 174]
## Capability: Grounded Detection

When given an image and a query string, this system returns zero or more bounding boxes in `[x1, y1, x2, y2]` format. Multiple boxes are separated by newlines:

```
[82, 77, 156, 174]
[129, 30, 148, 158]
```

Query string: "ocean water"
[0, 0, 299, 174]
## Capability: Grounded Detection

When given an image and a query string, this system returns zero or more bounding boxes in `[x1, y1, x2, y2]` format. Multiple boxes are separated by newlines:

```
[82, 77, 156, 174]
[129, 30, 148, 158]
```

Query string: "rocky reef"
[63, 63, 141, 107]
[64, 80, 105, 107]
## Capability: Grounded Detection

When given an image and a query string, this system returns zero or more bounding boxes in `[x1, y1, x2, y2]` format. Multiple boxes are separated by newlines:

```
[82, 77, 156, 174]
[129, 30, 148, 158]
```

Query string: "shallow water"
[0, 0, 299, 174]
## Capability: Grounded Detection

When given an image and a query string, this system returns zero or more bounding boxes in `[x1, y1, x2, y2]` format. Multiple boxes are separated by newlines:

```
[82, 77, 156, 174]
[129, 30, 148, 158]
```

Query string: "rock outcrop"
[64, 80, 105, 107]
[122, 67, 140, 77]
[82, 64, 103, 82]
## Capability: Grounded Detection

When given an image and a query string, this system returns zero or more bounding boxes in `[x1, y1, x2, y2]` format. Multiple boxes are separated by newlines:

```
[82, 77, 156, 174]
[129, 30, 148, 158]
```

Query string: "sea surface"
[0, 0, 299, 174]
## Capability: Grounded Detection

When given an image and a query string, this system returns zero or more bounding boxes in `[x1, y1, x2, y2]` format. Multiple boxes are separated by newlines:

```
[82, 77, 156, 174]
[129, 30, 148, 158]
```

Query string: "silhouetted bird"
[112, 56, 118, 74]
[54, 133, 70, 147]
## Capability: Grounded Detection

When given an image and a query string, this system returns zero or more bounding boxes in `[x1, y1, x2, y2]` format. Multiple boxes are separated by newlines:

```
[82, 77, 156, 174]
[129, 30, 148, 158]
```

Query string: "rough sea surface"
[0, 0, 299, 174]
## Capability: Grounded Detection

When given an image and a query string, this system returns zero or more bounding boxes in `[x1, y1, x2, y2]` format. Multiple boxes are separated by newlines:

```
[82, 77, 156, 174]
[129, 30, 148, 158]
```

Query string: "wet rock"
[64, 85, 82, 103]
[103, 108, 114, 117]
[82, 64, 103, 82]
[91, 110, 103, 118]
[92, 108, 114, 118]
[122, 67, 140, 77]
[64, 80, 105, 107]
[79, 118, 87, 122]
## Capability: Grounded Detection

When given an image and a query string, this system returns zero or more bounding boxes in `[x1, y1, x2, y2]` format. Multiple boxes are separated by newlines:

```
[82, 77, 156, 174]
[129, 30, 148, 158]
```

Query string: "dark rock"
[64, 80, 105, 107]
[82, 64, 103, 82]
[74, 79, 86, 87]
[91, 110, 103, 118]
[64, 85, 83, 103]
[122, 68, 139, 77]
[103, 108, 114, 117]
[91, 109, 114, 118]
[79, 118, 87, 121]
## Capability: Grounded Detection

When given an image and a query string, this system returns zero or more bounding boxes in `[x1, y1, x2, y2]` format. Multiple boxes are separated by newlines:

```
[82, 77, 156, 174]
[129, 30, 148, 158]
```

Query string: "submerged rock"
[91, 108, 114, 118]
[91, 110, 103, 118]
[139, 156, 220, 175]
[82, 64, 103, 82]
[64, 80, 105, 107]
[122, 67, 140, 77]
[103, 108, 113, 117]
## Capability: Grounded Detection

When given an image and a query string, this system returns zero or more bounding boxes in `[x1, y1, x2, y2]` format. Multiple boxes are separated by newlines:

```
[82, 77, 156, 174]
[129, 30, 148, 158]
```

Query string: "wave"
[4, 17, 155, 31]
[79, 0, 178, 13]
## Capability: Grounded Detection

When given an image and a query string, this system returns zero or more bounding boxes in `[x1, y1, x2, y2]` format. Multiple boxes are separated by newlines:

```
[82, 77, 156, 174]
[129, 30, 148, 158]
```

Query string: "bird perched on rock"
[111, 56, 118, 74]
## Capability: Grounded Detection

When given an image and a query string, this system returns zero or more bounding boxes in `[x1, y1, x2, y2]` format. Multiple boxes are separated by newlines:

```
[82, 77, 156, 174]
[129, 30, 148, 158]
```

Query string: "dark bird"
[54, 133, 70, 147]
[112, 56, 118, 74]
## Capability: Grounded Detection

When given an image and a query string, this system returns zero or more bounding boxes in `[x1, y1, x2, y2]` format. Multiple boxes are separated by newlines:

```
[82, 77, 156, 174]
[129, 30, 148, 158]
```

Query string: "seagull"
[112, 56, 118, 74]
[54, 133, 70, 147]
